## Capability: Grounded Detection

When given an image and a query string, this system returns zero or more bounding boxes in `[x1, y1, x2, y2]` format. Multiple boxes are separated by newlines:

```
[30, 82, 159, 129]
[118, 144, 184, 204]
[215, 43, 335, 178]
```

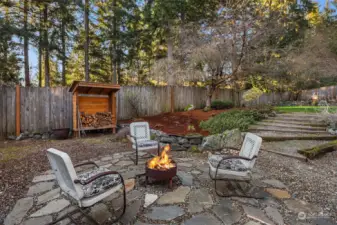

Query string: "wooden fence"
[0, 85, 287, 139]
[298, 85, 337, 101]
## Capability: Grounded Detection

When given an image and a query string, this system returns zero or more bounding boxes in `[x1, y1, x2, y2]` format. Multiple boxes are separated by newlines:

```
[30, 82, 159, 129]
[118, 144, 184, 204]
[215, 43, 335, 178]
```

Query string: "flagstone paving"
[3, 150, 336, 225]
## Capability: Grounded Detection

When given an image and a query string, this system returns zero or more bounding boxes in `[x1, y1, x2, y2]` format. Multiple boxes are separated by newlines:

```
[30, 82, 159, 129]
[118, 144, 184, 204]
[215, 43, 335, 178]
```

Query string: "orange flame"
[147, 145, 175, 170]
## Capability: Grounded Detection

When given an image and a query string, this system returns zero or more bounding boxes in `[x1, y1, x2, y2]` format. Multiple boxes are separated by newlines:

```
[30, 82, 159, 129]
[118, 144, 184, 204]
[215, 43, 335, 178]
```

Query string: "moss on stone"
[298, 140, 337, 159]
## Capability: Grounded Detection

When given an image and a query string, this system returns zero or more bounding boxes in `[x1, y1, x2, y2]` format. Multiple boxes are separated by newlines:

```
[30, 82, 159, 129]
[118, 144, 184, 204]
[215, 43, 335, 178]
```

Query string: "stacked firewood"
[80, 112, 112, 127]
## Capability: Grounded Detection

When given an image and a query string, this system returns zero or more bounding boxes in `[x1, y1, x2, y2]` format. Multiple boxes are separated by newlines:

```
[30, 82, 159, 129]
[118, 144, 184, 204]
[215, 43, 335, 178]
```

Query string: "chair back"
[46, 148, 84, 201]
[130, 122, 151, 142]
[239, 133, 262, 168]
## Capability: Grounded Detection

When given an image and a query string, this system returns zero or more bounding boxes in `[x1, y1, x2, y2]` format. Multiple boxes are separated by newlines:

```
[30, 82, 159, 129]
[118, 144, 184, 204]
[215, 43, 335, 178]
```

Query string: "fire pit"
[145, 145, 177, 188]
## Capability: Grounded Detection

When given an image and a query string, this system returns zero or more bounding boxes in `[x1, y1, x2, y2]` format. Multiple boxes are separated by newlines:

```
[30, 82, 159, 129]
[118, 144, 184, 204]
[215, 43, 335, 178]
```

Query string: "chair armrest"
[74, 161, 99, 168]
[221, 155, 257, 161]
[74, 171, 122, 185]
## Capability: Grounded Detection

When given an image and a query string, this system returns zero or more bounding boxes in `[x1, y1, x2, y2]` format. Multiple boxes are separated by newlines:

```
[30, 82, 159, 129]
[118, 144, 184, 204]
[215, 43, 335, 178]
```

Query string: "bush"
[200, 110, 265, 134]
[211, 100, 234, 110]
[242, 87, 264, 102]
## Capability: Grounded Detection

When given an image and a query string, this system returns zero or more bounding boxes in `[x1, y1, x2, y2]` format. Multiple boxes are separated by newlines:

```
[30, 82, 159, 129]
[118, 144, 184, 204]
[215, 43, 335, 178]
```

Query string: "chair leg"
[135, 146, 138, 165]
[210, 162, 264, 199]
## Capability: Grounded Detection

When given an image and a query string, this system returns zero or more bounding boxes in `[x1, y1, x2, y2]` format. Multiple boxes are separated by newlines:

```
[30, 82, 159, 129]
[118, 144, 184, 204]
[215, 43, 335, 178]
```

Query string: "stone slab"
[262, 180, 287, 189]
[32, 174, 56, 183]
[125, 178, 135, 193]
[115, 160, 134, 167]
[265, 206, 284, 225]
[37, 188, 60, 205]
[212, 199, 241, 224]
[182, 213, 221, 225]
[188, 188, 213, 213]
[177, 162, 193, 168]
[284, 199, 320, 213]
[4, 197, 33, 225]
[177, 171, 193, 186]
[144, 194, 158, 208]
[145, 206, 184, 221]
[242, 205, 275, 225]
[30, 199, 70, 217]
[27, 182, 54, 196]
[120, 200, 141, 224]
[127, 190, 142, 204]
[265, 188, 291, 199]
[22, 216, 53, 225]
[88, 203, 112, 224]
[157, 186, 190, 205]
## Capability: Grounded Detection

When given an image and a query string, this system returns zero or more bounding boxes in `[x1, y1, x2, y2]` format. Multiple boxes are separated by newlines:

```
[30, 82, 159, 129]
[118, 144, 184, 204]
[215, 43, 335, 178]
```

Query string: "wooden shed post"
[109, 92, 117, 133]
[15, 85, 20, 136]
[72, 91, 78, 137]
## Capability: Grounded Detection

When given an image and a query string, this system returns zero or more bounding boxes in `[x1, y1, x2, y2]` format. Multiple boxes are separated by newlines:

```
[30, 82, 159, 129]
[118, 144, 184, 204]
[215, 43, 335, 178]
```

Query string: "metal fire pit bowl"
[145, 160, 177, 189]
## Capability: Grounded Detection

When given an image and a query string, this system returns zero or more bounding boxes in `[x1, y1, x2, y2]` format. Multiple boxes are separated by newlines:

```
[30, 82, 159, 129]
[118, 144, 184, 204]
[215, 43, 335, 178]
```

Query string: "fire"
[147, 145, 175, 170]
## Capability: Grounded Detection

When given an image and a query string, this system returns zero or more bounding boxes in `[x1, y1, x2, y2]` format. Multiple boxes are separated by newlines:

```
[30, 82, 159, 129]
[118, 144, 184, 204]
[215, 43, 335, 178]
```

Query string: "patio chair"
[46, 148, 126, 225]
[208, 132, 263, 198]
[127, 122, 160, 165]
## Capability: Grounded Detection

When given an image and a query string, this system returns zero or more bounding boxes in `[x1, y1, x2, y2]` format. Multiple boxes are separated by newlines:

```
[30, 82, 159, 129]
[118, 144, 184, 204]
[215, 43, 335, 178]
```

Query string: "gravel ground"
[0, 135, 129, 223]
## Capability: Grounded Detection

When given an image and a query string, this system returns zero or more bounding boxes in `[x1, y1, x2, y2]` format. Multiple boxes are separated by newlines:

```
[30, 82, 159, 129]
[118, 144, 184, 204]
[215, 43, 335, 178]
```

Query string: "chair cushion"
[136, 140, 158, 148]
[208, 154, 248, 172]
[78, 168, 121, 198]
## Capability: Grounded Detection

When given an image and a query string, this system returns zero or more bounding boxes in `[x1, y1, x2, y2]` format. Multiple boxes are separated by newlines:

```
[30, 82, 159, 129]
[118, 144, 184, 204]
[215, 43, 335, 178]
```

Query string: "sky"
[25, 0, 334, 83]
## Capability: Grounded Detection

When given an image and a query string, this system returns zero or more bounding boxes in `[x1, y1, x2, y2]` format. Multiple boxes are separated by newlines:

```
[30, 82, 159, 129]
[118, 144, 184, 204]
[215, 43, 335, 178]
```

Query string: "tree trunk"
[38, 9, 42, 87]
[84, 0, 90, 81]
[167, 22, 174, 85]
[24, 0, 30, 87]
[61, 18, 66, 86]
[38, 10, 43, 87]
[112, 0, 117, 84]
[43, 4, 50, 87]
[206, 85, 214, 108]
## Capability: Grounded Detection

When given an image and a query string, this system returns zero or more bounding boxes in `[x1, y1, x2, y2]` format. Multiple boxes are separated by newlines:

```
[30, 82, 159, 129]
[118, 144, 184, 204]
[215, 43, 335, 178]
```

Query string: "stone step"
[256, 122, 326, 131]
[263, 119, 326, 127]
[274, 116, 324, 123]
[248, 126, 327, 134]
[254, 131, 336, 141]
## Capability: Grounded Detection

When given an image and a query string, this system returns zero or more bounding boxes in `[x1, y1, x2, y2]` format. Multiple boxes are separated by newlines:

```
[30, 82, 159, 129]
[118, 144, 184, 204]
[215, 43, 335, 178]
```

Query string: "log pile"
[80, 112, 113, 128]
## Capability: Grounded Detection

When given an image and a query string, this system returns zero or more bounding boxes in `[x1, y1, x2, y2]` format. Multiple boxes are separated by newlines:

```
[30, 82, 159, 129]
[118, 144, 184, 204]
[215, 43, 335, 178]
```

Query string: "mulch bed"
[120, 109, 230, 136]
[0, 136, 129, 223]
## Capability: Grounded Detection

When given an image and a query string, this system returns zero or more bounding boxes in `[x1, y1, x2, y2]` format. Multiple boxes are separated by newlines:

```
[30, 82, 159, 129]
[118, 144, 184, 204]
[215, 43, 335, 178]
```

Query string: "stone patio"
[4, 151, 335, 225]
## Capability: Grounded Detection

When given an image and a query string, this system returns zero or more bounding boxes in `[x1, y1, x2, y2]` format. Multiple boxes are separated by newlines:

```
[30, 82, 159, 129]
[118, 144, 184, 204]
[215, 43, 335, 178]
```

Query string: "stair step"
[249, 126, 327, 134]
[254, 131, 336, 141]
[264, 119, 326, 127]
[255, 122, 326, 131]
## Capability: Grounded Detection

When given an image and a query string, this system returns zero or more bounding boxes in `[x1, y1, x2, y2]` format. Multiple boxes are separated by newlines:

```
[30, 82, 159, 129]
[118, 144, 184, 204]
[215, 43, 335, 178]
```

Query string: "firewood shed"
[69, 81, 120, 137]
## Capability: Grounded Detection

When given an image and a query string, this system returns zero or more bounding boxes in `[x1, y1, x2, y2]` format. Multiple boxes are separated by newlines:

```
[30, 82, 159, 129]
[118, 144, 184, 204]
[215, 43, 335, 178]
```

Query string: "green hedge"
[200, 109, 267, 134]
[211, 100, 234, 110]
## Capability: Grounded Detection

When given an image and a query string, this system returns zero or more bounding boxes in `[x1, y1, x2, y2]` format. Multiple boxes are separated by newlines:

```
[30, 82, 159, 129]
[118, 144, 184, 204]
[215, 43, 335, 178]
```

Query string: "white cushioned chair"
[46, 148, 126, 225]
[208, 133, 262, 197]
[127, 122, 160, 165]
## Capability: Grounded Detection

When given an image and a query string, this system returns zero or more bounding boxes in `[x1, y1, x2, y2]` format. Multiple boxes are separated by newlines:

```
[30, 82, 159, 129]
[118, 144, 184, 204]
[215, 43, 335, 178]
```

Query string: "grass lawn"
[275, 106, 337, 113]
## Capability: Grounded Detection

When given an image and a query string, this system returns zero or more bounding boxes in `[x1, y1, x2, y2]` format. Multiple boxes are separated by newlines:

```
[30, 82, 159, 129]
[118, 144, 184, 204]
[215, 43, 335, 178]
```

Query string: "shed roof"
[69, 81, 120, 95]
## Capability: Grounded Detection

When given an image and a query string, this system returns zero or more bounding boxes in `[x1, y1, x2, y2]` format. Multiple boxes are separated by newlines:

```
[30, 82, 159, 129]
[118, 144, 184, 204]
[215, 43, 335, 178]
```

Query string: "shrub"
[242, 87, 264, 102]
[211, 100, 234, 110]
[200, 110, 264, 134]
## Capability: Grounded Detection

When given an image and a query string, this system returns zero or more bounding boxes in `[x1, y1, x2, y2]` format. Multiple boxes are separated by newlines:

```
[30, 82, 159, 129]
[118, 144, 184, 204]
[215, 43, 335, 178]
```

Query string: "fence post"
[15, 85, 20, 136]
[170, 86, 175, 113]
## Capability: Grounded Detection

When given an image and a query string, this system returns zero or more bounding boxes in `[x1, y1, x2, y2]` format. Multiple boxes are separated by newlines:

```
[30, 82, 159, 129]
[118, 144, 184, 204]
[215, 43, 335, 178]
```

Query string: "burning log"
[80, 112, 113, 127]
[147, 145, 176, 170]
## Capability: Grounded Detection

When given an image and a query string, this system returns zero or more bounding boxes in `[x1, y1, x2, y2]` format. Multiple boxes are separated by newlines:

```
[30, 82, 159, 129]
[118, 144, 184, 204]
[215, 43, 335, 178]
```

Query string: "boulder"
[16, 133, 29, 141]
[201, 129, 242, 151]
[160, 136, 177, 143]
[115, 127, 130, 139]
